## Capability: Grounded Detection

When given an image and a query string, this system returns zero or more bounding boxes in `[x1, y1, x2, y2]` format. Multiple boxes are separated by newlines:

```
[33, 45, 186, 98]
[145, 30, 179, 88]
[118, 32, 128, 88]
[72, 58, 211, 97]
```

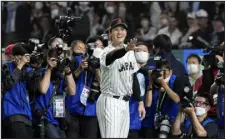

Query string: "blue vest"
[2, 62, 32, 120]
[34, 69, 64, 126]
[142, 75, 178, 128]
[66, 56, 97, 116]
[217, 86, 224, 129]
[184, 117, 214, 135]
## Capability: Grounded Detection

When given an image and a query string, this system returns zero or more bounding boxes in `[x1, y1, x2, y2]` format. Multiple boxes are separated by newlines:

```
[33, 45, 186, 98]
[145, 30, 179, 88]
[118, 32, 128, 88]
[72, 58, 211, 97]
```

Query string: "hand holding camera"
[80, 59, 88, 70]
[47, 57, 57, 69]
[184, 103, 195, 116]
[16, 55, 30, 69]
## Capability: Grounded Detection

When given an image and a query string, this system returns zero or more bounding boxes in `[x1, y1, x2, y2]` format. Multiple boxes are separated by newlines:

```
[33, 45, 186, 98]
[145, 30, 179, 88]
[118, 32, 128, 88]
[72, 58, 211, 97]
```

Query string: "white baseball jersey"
[97, 44, 140, 138]
[100, 44, 140, 96]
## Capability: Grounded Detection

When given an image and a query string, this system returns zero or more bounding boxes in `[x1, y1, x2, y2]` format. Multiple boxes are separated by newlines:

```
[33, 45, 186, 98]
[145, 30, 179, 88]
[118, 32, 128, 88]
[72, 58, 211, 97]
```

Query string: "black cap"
[109, 18, 128, 31]
[12, 42, 31, 56]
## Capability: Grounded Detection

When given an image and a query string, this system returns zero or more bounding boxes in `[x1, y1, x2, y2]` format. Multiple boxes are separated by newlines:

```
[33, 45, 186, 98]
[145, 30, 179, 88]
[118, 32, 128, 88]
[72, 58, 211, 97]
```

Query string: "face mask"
[57, 2, 68, 8]
[92, 48, 103, 59]
[35, 2, 43, 10]
[135, 51, 149, 64]
[51, 9, 59, 19]
[119, 6, 126, 14]
[164, 75, 171, 83]
[141, 20, 149, 28]
[187, 64, 199, 74]
[161, 18, 168, 26]
[79, 5, 90, 12]
[195, 107, 207, 116]
[106, 6, 115, 14]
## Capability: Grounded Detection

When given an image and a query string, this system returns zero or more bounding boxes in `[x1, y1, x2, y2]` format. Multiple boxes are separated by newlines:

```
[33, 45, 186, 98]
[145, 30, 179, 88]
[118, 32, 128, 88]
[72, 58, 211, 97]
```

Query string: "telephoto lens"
[158, 116, 171, 138]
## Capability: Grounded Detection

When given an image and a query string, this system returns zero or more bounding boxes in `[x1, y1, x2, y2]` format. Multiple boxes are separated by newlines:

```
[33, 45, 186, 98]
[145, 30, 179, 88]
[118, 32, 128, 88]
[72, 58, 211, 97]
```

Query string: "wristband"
[65, 71, 72, 76]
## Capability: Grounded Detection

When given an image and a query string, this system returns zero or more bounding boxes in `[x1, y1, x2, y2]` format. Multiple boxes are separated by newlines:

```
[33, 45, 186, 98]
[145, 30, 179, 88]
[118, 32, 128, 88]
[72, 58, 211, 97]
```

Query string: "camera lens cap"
[184, 86, 190, 93]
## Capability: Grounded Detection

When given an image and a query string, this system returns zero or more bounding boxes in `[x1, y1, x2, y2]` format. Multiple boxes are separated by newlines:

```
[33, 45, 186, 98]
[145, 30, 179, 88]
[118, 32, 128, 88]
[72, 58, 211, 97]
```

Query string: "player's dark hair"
[186, 53, 202, 64]
[153, 34, 172, 52]
[136, 42, 151, 52]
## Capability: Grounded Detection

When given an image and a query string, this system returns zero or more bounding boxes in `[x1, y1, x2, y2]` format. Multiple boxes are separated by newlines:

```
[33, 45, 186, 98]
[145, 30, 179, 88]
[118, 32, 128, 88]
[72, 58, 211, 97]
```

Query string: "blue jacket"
[142, 75, 178, 128]
[129, 72, 148, 130]
[217, 85, 224, 129]
[2, 62, 32, 120]
[34, 69, 64, 126]
[66, 56, 97, 116]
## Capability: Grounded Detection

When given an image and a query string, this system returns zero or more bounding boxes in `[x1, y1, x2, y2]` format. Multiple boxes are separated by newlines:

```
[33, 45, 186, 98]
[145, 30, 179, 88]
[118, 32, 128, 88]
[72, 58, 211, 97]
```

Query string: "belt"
[112, 95, 131, 102]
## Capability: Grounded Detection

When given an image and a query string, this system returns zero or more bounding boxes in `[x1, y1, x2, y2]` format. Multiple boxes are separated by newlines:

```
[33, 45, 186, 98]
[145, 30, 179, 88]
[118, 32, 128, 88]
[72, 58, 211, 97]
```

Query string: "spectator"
[190, 9, 214, 48]
[136, 16, 157, 43]
[211, 17, 224, 46]
[171, 92, 218, 138]
[179, 12, 199, 49]
[116, 2, 135, 40]
[148, 34, 188, 78]
[186, 54, 204, 98]
[150, 2, 162, 30]
[90, 13, 104, 36]
[101, 2, 117, 29]
[159, 11, 169, 29]
[157, 14, 182, 48]
[39, 16, 55, 44]
[30, 18, 41, 40]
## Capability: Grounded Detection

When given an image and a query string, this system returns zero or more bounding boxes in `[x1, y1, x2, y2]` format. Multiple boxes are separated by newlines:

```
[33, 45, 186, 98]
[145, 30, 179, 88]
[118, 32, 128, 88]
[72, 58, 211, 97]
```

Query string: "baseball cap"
[187, 12, 196, 19]
[196, 9, 208, 18]
[4, 44, 15, 56]
[109, 18, 128, 31]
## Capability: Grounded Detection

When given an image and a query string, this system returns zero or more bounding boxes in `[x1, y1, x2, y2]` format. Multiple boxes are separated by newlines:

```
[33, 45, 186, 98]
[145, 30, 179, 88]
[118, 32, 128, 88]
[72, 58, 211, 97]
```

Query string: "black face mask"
[72, 52, 84, 57]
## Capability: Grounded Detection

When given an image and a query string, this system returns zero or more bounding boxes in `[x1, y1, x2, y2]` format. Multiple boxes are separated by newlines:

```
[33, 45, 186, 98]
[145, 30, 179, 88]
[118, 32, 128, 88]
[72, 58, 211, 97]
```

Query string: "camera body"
[55, 44, 71, 70]
[55, 15, 82, 42]
[180, 85, 193, 109]
[28, 39, 47, 66]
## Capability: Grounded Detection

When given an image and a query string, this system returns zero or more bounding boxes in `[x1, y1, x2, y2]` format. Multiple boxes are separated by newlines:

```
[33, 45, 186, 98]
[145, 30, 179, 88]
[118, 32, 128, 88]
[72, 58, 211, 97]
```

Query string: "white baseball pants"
[96, 94, 130, 138]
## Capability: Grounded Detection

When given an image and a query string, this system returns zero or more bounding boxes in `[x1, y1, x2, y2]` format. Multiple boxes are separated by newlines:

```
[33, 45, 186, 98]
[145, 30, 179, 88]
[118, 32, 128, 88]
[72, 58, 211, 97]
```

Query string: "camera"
[215, 73, 224, 86]
[180, 85, 193, 109]
[101, 33, 109, 47]
[158, 115, 171, 138]
[28, 39, 47, 66]
[55, 44, 71, 70]
[55, 15, 82, 42]
[203, 46, 223, 69]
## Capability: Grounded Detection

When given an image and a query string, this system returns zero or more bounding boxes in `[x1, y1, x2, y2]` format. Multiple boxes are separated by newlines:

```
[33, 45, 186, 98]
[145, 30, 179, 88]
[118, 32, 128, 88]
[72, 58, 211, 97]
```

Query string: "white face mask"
[164, 75, 171, 83]
[187, 64, 199, 74]
[106, 6, 115, 14]
[195, 107, 207, 116]
[135, 51, 149, 64]
[51, 9, 59, 19]
[57, 2, 68, 8]
[35, 2, 43, 10]
[93, 48, 103, 59]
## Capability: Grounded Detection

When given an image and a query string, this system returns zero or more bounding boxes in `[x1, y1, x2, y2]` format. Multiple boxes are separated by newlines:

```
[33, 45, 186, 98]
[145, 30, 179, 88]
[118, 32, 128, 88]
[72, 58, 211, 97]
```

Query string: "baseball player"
[96, 18, 146, 138]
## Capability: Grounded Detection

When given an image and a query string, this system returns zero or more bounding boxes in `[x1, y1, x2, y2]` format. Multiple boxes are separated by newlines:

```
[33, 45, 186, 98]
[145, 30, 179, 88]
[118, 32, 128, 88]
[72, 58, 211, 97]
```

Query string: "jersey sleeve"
[100, 46, 115, 69]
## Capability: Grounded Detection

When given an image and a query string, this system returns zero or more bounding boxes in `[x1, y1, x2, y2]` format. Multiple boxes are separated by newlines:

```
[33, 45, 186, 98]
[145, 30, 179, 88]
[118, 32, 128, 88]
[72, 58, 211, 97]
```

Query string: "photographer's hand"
[16, 56, 29, 70]
[64, 67, 76, 96]
[184, 104, 195, 116]
[47, 57, 57, 70]
[80, 59, 88, 69]
[216, 55, 224, 63]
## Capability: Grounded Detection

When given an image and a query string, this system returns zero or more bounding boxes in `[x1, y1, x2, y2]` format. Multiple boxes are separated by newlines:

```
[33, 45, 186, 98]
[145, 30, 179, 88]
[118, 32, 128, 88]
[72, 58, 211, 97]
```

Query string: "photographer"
[148, 34, 188, 78]
[141, 59, 186, 138]
[171, 92, 218, 138]
[1, 43, 33, 138]
[33, 48, 76, 138]
[210, 42, 224, 138]
[66, 39, 101, 138]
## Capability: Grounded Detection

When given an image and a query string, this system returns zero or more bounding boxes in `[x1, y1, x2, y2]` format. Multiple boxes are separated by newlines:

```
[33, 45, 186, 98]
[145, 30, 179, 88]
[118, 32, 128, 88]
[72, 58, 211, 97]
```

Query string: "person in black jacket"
[148, 34, 188, 78]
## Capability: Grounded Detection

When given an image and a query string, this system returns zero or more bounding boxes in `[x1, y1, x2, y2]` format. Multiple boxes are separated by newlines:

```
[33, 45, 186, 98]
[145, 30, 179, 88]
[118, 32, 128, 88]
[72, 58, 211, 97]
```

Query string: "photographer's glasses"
[193, 101, 209, 107]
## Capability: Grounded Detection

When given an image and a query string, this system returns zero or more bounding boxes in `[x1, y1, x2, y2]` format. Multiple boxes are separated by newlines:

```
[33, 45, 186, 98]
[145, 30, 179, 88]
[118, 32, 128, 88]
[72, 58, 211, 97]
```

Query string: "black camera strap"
[156, 91, 167, 113]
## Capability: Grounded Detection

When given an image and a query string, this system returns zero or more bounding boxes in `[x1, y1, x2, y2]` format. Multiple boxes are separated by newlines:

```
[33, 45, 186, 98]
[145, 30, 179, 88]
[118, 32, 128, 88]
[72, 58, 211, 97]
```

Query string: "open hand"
[126, 38, 140, 51]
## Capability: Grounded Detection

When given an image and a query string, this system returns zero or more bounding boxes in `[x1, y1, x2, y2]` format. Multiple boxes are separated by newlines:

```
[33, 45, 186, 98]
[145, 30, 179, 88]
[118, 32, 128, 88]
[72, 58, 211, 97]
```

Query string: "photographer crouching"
[65, 37, 103, 138]
[32, 48, 76, 138]
[171, 91, 218, 138]
[210, 42, 224, 138]
[1, 43, 33, 138]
